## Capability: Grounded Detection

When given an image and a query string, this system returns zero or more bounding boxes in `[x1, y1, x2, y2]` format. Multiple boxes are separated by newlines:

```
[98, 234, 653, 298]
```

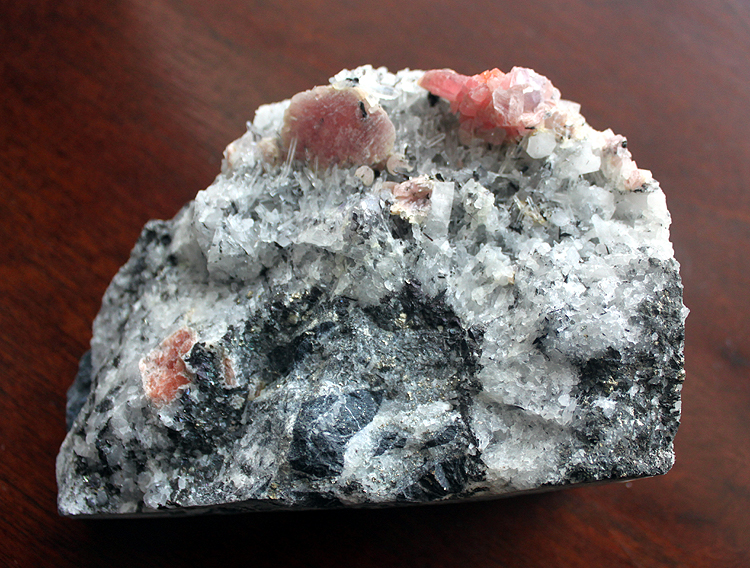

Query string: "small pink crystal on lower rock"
[280, 85, 395, 169]
[419, 67, 560, 143]
[601, 131, 654, 191]
[139, 328, 197, 406]
[389, 175, 434, 222]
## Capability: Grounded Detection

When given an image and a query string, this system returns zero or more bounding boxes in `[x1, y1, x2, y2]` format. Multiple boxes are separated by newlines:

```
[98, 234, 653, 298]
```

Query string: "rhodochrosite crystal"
[419, 67, 560, 143]
[57, 66, 686, 517]
[279, 84, 396, 168]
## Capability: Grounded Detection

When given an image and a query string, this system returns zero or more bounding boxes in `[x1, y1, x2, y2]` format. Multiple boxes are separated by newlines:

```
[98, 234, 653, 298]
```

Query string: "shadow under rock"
[82, 491, 565, 567]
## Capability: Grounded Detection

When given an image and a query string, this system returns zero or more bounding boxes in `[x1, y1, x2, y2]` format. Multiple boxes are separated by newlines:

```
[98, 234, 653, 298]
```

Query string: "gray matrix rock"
[57, 66, 687, 517]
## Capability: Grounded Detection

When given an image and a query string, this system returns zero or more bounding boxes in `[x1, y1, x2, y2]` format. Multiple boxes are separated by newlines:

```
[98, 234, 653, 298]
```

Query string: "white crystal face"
[57, 66, 686, 517]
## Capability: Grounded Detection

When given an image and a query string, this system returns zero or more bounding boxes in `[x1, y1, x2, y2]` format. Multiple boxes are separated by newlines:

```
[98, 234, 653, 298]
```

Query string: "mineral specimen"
[57, 66, 687, 517]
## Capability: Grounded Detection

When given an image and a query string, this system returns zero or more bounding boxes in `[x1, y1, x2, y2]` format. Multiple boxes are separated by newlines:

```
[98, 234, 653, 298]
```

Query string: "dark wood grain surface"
[2, 1, 749, 566]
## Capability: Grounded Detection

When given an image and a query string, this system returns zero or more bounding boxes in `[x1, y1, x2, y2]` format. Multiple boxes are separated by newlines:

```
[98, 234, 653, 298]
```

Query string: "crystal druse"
[57, 66, 687, 517]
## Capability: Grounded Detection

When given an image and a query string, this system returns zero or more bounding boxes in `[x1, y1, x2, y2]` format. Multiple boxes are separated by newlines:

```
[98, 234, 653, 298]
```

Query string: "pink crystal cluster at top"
[418, 67, 561, 144]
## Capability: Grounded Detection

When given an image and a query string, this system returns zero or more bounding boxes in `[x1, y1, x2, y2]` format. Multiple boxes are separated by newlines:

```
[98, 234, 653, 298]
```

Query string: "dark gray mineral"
[57, 66, 686, 517]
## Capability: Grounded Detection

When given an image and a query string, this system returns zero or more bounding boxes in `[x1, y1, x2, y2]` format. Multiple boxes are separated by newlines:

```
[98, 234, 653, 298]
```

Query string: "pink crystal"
[280, 85, 396, 168]
[419, 67, 561, 143]
[389, 176, 434, 221]
[601, 131, 653, 191]
[139, 328, 197, 406]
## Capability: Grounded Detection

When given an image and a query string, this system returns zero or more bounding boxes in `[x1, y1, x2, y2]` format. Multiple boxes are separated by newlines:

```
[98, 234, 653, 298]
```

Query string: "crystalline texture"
[56, 66, 686, 517]
[419, 67, 560, 142]
[279, 84, 396, 168]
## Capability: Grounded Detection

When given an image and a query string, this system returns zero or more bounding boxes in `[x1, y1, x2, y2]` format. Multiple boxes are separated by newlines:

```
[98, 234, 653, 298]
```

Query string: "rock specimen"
[57, 66, 687, 517]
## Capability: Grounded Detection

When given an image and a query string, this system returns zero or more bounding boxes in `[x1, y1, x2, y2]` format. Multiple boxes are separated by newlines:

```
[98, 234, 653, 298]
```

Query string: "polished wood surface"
[2, 1, 749, 566]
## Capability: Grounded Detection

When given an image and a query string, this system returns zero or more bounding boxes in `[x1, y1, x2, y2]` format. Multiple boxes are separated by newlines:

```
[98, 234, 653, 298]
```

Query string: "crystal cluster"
[419, 67, 561, 142]
[57, 66, 686, 517]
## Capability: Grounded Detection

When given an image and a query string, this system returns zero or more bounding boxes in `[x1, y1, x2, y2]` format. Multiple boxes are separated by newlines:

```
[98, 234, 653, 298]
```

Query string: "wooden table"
[2, 1, 748, 566]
